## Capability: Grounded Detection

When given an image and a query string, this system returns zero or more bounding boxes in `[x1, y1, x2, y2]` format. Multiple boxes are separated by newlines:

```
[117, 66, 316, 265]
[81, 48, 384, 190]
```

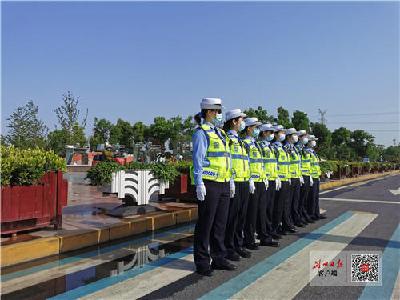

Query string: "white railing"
[107, 170, 169, 205]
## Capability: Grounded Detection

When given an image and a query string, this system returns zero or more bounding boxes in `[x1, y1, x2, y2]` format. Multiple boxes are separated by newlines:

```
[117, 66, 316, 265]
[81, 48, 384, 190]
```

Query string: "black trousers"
[194, 180, 230, 271]
[244, 182, 267, 245]
[234, 182, 250, 250]
[265, 180, 276, 236]
[272, 180, 289, 233]
[282, 180, 295, 229]
[299, 175, 311, 221]
[225, 181, 249, 255]
[290, 178, 301, 224]
[307, 178, 320, 218]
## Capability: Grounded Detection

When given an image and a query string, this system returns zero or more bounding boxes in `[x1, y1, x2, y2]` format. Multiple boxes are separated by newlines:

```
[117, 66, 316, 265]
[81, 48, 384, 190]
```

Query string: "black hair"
[223, 116, 241, 132]
[194, 109, 207, 126]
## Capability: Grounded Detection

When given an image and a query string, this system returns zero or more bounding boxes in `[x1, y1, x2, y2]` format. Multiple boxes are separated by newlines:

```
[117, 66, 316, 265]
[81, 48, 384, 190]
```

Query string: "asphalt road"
[2, 174, 399, 300]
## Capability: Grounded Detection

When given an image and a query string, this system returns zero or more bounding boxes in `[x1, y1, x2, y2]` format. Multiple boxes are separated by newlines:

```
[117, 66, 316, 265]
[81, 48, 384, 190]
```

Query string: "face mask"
[278, 133, 286, 142]
[266, 134, 274, 142]
[302, 137, 309, 145]
[292, 135, 299, 143]
[252, 128, 260, 138]
[310, 141, 316, 147]
[239, 121, 246, 132]
[212, 113, 223, 126]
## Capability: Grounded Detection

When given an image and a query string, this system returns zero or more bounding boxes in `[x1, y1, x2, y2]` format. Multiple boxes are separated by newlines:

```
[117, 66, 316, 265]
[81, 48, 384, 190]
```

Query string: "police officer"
[272, 125, 295, 235]
[192, 98, 236, 276]
[242, 117, 268, 250]
[282, 128, 298, 233]
[307, 135, 327, 221]
[258, 123, 281, 243]
[223, 109, 252, 260]
[285, 128, 305, 228]
[296, 130, 314, 224]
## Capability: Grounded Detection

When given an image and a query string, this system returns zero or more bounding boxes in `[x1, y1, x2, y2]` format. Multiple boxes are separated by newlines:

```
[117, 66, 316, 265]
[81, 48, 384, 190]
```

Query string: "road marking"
[230, 212, 377, 299]
[320, 197, 400, 205]
[359, 225, 400, 300]
[81, 254, 195, 299]
[199, 211, 354, 300]
[320, 185, 347, 195]
[391, 272, 400, 300]
[389, 187, 400, 195]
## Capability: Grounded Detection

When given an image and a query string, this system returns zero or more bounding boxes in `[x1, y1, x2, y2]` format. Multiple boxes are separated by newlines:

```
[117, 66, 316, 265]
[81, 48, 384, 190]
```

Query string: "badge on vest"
[214, 142, 219, 149]
[234, 146, 239, 152]
[252, 151, 258, 157]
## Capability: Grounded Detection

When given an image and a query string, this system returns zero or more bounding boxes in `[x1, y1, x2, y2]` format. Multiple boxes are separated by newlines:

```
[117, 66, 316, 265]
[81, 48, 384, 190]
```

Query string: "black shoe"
[211, 261, 237, 271]
[286, 227, 297, 233]
[271, 233, 282, 240]
[295, 222, 304, 227]
[306, 218, 315, 223]
[278, 229, 287, 235]
[245, 243, 259, 250]
[260, 239, 279, 247]
[226, 252, 241, 262]
[196, 268, 214, 276]
[318, 214, 327, 219]
[236, 248, 251, 258]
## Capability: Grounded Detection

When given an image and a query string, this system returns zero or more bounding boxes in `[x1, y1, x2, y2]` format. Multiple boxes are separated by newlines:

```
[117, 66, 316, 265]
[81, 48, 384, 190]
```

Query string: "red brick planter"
[1, 171, 68, 235]
[164, 174, 188, 197]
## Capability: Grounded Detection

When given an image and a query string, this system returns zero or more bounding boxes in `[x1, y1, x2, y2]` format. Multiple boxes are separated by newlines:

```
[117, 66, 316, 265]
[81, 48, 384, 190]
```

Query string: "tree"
[5, 100, 48, 149]
[54, 91, 87, 146]
[149, 117, 175, 144]
[383, 145, 400, 162]
[310, 122, 332, 158]
[350, 130, 375, 159]
[112, 118, 134, 147]
[132, 122, 146, 143]
[243, 106, 274, 124]
[291, 110, 310, 131]
[277, 106, 292, 128]
[91, 118, 113, 147]
[332, 127, 352, 146]
[47, 129, 68, 156]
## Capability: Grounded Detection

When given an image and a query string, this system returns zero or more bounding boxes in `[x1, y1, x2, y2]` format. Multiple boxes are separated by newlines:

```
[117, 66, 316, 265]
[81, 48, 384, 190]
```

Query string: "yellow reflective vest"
[289, 147, 302, 179]
[301, 148, 312, 176]
[259, 141, 278, 181]
[243, 138, 265, 182]
[273, 143, 290, 182]
[199, 124, 231, 182]
[227, 132, 250, 182]
[310, 150, 321, 179]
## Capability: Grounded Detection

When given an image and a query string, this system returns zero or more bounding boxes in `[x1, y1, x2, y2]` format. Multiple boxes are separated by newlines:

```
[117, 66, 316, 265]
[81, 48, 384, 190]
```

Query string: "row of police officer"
[192, 98, 326, 276]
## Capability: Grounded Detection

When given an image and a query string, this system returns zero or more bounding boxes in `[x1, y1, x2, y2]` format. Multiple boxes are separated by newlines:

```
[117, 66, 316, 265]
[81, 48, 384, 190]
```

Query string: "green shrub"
[1, 145, 66, 186]
[86, 161, 124, 186]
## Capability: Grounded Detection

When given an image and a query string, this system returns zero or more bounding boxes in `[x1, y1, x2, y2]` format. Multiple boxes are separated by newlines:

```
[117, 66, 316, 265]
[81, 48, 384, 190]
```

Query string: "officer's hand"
[264, 179, 269, 191]
[196, 183, 206, 201]
[230, 178, 235, 198]
[310, 177, 314, 187]
[288, 178, 292, 185]
[249, 178, 256, 194]
[275, 178, 280, 191]
[300, 176, 304, 185]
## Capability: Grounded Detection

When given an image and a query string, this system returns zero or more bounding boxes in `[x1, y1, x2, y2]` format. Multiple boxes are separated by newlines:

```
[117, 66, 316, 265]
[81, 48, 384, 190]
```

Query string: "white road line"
[320, 197, 400, 205]
[1, 232, 193, 295]
[81, 254, 195, 300]
[232, 212, 377, 300]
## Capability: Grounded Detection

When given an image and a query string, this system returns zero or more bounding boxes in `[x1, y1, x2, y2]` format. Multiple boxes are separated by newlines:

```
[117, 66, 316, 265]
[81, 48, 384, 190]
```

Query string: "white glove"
[196, 183, 206, 201]
[275, 178, 281, 191]
[264, 179, 269, 191]
[249, 178, 256, 194]
[230, 178, 235, 198]
[310, 176, 314, 187]
[288, 178, 291, 185]
[300, 176, 304, 186]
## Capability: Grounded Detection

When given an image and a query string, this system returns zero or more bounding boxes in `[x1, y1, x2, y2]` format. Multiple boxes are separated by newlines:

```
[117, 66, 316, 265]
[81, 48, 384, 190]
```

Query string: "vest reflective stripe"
[243, 138, 265, 182]
[310, 152, 321, 178]
[200, 124, 231, 182]
[289, 151, 302, 178]
[276, 146, 290, 181]
[301, 151, 312, 176]
[260, 143, 278, 180]
[228, 135, 250, 182]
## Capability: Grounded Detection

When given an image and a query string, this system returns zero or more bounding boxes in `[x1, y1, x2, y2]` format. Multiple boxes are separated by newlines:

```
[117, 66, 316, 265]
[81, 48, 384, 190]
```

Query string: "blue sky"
[2, 1, 399, 146]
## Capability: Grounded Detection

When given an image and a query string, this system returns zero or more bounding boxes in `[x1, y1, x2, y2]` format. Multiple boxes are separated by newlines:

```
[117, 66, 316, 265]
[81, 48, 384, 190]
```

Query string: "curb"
[1, 170, 397, 267]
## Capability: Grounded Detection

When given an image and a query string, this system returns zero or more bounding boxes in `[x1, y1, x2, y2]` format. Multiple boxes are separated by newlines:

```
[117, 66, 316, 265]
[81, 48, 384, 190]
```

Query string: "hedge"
[1, 145, 66, 186]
